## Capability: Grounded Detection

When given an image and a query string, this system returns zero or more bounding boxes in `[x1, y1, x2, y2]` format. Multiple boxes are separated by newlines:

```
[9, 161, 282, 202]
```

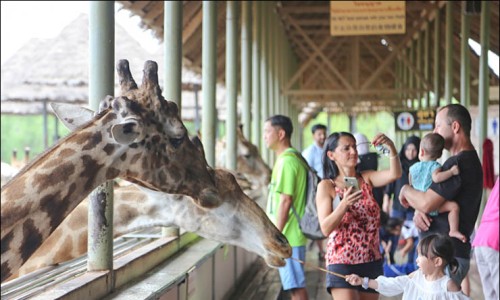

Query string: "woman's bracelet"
[362, 276, 370, 289]
[389, 154, 398, 159]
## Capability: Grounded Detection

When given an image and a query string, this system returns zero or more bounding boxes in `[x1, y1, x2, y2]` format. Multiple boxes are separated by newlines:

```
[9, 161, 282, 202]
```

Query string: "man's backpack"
[285, 150, 326, 240]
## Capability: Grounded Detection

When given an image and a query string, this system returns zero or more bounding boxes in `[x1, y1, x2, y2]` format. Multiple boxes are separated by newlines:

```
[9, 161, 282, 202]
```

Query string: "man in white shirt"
[301, 123, 327, 260]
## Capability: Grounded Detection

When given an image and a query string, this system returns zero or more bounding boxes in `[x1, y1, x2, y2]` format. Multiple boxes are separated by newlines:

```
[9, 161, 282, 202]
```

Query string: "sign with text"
[330, 1, 406, 36]
[394, 110, 435, 132]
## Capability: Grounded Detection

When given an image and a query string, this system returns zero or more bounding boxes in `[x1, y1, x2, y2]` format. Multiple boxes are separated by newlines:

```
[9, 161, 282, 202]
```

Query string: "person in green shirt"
[263, 115, 309, 300]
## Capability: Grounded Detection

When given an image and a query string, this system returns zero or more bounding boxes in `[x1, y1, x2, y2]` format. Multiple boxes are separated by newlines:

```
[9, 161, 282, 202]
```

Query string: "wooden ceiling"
[117, 1, 499, 119]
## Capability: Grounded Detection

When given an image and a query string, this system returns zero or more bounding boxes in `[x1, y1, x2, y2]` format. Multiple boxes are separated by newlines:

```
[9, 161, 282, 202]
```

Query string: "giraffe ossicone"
[1, 60, 224, 282]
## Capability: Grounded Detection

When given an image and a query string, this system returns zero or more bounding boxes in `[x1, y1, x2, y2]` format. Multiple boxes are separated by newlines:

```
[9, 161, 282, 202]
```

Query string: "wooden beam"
[283, 38, 331, 91]
[183, 8, 203, 44]
[142, 1, 164, 25]
[280, 6, 329, 14]
[360, 4, 436, 90]
[383, 35, 432, 90]
[360, 39, 397, 83]
[284, 12, 354, 91]
[352, 36, 359, 89]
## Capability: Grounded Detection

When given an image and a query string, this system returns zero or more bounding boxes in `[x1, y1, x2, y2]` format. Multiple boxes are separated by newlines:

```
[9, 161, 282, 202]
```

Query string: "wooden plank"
[183, 9, 203, 44]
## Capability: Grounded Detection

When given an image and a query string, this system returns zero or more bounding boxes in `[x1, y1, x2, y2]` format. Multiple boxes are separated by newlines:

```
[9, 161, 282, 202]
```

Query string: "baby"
[409, 133, 466, 243]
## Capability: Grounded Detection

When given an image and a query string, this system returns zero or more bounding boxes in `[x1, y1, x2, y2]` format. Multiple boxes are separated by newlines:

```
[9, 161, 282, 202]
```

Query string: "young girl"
[345, 233, 470, 299]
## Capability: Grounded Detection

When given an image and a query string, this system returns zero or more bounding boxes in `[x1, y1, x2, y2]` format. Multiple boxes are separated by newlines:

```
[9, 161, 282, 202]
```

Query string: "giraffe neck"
[1, 112, 139, 281]
[14, 171, 288, 279]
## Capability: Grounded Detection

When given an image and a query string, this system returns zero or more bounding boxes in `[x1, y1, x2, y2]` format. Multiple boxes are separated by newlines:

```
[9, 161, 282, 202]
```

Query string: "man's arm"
[399, 184, 446, 214]
[276, 193, 293, 232]
[382, 193, 392, 214]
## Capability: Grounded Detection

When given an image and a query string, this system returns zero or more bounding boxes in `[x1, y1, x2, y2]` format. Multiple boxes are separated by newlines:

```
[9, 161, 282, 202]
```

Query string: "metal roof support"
[274, 14, 280, 117]
[416, 31, 423, 108]
[444, 2, 453, 104]
[460, 6, 471, 108]
[424, 23, 430, 108]
[164, 1, 183, 115]
[433, 9, 441, 107]
[478, 0, 490, 159]
[478, 0, 491, 226]
[226, 1, 238, 170]
[260, 2, 270, 164]
[241, 1, 252, 140]
[202, 1, 217, 167]
[269, 10, 276, 118]
[88, 1, 114, 287]
[269, 12, 277, 166]
[251, 1, 261, 148]
[409, 40, 416, 106]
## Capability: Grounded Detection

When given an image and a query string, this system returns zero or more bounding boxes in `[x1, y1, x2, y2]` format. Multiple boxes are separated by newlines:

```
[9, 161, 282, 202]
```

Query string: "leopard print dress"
[325, 176, 382, 265]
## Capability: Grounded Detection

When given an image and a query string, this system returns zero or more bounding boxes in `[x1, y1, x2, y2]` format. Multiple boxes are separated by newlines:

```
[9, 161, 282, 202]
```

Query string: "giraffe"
[13, 168, 290, 279]
[12, 130, 275, 278]
[215, 126, 271, 191]
[0, 60, 223, 282]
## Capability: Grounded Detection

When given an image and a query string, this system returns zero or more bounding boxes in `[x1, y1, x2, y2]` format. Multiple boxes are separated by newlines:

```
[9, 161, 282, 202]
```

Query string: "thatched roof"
[1, 13, 233, 121]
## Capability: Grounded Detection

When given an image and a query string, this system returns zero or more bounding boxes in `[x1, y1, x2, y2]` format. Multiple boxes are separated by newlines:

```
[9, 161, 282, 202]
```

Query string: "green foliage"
[1, 115, 70, 164]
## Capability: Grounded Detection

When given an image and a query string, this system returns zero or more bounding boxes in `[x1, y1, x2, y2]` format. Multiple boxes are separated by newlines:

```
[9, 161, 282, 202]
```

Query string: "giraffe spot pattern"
[20, 219, 43, 262]
[106, 168, 120, 180]
[120, 153, 127, 161]
[33, 162, 76, 190]
[103, 144, 116, 155]
[82, 132, 102, 151]
[80, 156, 104, 191]
[1, 198, 32, 228]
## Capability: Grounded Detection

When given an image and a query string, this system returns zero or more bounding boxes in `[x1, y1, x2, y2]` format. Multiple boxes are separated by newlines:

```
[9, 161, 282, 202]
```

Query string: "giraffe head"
[138, 168, 292, 268]
[53, 60, 220, 208]
[234, 126, 271, 188]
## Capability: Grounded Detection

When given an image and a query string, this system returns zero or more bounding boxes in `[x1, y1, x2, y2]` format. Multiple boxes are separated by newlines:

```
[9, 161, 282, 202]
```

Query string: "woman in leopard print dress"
[316, 132, 401, 300]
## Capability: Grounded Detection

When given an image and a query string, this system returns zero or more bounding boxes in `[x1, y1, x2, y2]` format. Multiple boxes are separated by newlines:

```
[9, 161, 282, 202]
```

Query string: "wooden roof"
[117, 1, 499, 121]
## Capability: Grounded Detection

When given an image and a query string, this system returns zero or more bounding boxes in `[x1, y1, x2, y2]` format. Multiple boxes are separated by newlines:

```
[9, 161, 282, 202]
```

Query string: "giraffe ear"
[111, 120, 141, 144]
[50, 103, 95, 131]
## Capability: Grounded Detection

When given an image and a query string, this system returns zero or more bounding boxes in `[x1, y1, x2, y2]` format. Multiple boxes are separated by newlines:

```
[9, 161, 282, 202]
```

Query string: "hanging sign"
[330, 1, 406, 36]
[394, 110, 435, 132]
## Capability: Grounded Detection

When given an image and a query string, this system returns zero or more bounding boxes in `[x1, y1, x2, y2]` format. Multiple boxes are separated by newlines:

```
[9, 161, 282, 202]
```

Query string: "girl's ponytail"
[448, 257, 459, 275]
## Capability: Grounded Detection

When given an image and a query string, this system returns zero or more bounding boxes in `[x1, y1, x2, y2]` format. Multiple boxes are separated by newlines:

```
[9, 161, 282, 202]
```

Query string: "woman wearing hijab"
[382, 135, 420, 264]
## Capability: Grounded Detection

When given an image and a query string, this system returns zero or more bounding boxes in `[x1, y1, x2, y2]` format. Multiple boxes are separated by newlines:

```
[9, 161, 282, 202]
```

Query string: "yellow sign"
[330, 1, 406, 36]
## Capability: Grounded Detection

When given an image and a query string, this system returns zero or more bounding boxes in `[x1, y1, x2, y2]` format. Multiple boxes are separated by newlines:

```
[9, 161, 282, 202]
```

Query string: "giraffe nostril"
[169, 138, 183, 148]
[275, 232, 289, 245]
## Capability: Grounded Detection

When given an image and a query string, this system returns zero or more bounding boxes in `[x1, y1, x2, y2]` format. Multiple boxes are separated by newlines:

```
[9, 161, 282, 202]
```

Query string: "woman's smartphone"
[343, 177, 359, 191]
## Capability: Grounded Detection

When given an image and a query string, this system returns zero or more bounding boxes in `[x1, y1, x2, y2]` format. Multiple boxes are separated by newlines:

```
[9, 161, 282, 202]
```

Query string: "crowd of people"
[263, 104, 495, 300]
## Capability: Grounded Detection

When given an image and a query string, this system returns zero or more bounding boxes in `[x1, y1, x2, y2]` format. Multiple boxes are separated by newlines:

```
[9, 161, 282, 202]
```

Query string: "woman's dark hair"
[322, 132, 355, 180]
[418, 233, 459, 274]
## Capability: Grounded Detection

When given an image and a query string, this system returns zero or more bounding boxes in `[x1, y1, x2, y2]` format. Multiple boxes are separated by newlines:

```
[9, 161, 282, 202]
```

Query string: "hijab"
[399, 135, 421, 174]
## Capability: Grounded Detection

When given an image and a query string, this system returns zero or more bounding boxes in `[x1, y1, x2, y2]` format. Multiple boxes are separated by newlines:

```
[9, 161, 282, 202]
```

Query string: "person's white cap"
[354, 133, 370, 155]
